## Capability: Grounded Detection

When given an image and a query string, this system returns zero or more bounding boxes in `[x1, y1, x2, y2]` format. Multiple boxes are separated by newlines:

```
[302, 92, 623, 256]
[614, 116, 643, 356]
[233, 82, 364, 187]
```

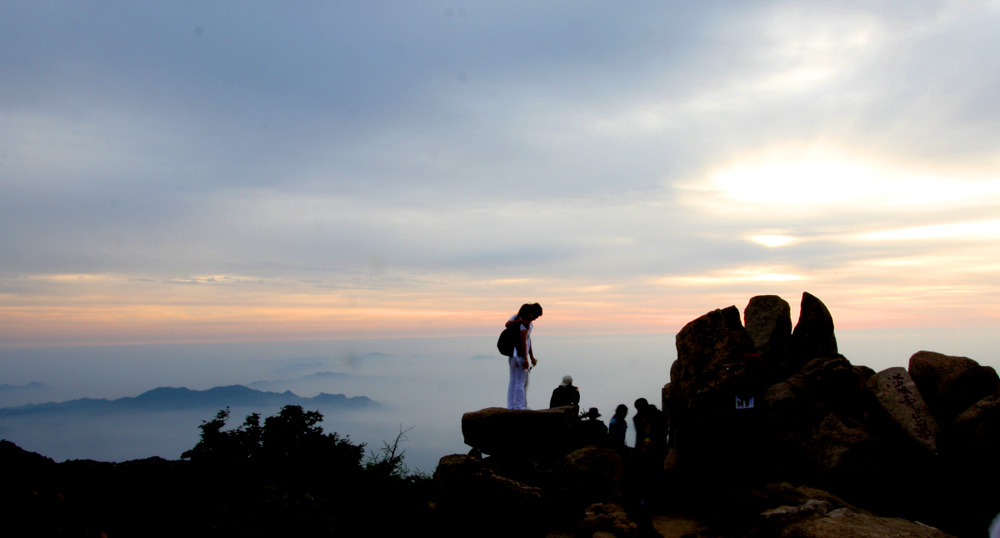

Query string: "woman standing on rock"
[505, 303, 541, 409]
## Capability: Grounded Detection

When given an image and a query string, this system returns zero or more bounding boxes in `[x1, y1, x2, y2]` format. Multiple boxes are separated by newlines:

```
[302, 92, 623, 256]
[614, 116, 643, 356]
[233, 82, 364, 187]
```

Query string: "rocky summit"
[437, 292, 999, 538]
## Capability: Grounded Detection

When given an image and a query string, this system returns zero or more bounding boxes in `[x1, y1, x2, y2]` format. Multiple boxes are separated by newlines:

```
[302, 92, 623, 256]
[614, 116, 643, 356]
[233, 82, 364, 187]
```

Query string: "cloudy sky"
[3, 1, 1000, 348]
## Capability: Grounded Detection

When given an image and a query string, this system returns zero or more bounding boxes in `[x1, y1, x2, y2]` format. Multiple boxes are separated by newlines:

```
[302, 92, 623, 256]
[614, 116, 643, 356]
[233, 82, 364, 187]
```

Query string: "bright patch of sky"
[3, 0, 1000, 347]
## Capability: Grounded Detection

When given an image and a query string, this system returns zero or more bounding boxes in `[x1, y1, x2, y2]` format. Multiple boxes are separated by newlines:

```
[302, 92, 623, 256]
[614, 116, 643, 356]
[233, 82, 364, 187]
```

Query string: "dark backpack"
[496, 324, 521, 357]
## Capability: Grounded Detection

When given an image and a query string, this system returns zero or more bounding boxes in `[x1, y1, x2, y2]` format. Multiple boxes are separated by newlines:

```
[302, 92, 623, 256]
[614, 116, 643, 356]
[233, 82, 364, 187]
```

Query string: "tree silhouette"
[178, 405, 430, 536]
[182, 405, 363, 476]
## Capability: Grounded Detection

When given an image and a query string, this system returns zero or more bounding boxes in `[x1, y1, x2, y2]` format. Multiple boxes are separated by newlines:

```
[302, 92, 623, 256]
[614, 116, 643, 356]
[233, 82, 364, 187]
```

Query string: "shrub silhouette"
[8, 406, 433, 537]
[179, 405, 429, 536]
[182, 405, 364, 479]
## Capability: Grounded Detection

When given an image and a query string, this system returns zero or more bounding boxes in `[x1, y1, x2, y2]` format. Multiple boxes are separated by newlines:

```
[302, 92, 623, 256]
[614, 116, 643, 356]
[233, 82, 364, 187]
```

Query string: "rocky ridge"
[436, 293, 999, 538]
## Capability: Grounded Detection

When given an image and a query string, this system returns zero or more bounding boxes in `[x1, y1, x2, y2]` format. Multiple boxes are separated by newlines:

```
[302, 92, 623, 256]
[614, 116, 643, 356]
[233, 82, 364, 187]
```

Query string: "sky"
[3, 1, 1000, 349]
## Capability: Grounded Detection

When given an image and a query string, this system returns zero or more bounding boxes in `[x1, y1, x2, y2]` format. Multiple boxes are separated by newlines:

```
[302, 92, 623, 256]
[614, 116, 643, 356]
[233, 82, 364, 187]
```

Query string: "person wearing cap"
[549, 375, 580, 408]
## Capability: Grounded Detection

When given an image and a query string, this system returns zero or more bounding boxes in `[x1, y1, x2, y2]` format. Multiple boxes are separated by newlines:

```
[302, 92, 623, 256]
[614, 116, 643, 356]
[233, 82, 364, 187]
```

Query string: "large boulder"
[867, 367, 940, 454]
[949, 392, 1000, 464]
[761, 355, 875, 486]
[788, 292, 838, 364]
[940, 365, 999, 421]
[462, 406, 579, 457]
[909, 351, 982, 420]
[670, 306, 763, 473]
[433, 453, 547, 535]
[563, 446, 625, 504]
[433, 454, 543, 504]
[938, 393, 1000, 536]
[744, 294, 792, 365]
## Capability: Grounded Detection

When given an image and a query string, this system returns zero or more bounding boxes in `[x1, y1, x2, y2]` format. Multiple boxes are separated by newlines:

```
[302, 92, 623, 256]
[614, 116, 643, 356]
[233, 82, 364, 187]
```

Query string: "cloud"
[4, 1, 1000, 345]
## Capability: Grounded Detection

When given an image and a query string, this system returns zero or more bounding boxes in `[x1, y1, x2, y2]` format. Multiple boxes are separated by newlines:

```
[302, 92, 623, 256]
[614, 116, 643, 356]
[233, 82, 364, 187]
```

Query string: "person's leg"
[508, 356, 518, 409]
[509, 356, 527, 409]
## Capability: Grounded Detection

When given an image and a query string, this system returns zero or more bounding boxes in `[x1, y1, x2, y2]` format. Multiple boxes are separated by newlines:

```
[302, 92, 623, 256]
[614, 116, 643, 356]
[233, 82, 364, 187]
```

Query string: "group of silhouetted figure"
[550, 375, 669, 536]
[549, 375, 668, 458]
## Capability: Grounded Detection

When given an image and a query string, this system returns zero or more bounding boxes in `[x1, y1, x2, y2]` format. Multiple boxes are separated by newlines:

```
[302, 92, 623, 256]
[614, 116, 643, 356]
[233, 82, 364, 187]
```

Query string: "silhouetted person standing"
[633, 398, 651, 450]
[549, 375, 580, 408]
[609, 404, 628, 447]
[576, 407, 608, 448]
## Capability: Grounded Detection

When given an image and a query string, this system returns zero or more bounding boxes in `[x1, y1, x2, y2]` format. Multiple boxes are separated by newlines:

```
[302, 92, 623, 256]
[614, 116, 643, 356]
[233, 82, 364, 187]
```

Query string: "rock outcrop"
[744, 294, 792, 365]
[661, 292, 997, 537]
[867, 367, 940, 454]
[755, 504, 955, 538]
[438, 292, 996, 538]
[788, 291, 838, 363]
[461, 405, 579, 457]
[910, 351, 1000, 425]
[670, 305, 763, 478]
[433, 453, 545, 528]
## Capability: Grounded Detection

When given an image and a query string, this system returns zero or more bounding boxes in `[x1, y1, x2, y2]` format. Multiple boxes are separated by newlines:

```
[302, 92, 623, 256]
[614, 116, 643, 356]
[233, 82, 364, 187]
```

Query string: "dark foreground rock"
[661, 292, 997, 538]
[462, 405, 579, 457]
[755, 505, 955, 538]
[434, 442, 631, 537]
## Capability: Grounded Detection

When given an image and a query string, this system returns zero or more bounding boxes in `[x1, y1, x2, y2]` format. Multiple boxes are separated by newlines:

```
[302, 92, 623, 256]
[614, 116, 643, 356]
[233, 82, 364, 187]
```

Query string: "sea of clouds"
[1, 329, 995, 472]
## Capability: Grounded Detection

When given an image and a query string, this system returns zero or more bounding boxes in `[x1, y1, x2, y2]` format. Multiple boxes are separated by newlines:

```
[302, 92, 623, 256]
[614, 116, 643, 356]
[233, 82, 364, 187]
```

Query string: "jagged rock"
[867, 367, 940, 454]
[789, 292, 838, 363]
[462, 406, 579, 457]
[853, 364, 876, 383]
[950, 392, 1000, 463]
[943, 392, 1000, 537]
[939, 365, 999, 422]
[578, 503, 639, 538]
[753, 482, 861, 513]
[433, 453, 546, 532]
[761, 355, 875, 484]
[433, 454, 544, 505]
[670, 306, 763, 473]
[782, 355, 873, 418]
[744, 294, 792, 364]
[661, 295, 993, 538]
[755, 506, 956, 538]
[564, 446, 625, 504]
[810, 412, 871, 476]
[761, 499, 834, 518]
[909, 351, 982, 419]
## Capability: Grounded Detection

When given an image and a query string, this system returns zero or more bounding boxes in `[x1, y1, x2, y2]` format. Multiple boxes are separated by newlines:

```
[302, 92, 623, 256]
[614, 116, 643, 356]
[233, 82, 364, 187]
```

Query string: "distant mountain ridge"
[0, 385, 378, 417]
[248, 371, 354, 390]
[0, 382, 48, 392]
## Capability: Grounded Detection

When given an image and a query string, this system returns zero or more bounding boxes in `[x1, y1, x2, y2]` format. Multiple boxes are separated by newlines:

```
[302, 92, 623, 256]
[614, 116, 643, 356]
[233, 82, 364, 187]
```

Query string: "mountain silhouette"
[0, 385, 377, 417]
[0, 382, 48, 392]
[248, 371, 355, 390]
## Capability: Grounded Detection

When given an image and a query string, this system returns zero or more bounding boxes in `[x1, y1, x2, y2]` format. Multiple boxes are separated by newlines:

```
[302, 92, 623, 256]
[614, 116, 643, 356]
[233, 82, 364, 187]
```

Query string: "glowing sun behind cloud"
[681, 145, 1000, 218]
[709, 160, 878, 206]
